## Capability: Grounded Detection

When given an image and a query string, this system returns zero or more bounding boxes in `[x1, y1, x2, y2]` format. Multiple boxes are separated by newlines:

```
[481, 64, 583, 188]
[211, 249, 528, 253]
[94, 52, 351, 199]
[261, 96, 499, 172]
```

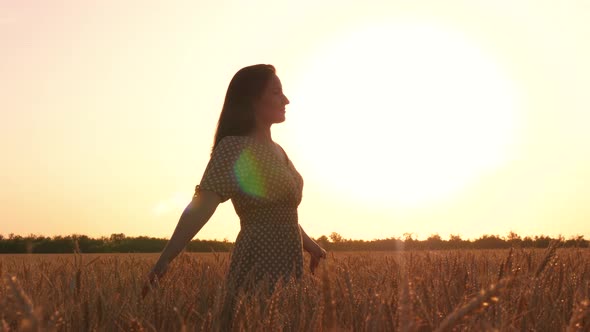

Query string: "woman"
[143, 64, 326, 301]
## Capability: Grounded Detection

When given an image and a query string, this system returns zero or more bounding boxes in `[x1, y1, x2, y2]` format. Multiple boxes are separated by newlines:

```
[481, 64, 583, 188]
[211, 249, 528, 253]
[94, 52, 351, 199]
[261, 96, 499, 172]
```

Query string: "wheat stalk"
[398, 260, 416, 332]
[534, 241, 559, 278]
[434, 278, 511, 332]
[5, 275, 39, 331]
[567, 297, 590, 332]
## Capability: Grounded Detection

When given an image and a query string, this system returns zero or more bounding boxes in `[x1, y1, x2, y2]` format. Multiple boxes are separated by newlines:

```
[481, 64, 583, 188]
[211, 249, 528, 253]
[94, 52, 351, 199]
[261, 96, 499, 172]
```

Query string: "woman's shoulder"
[213, 136, 249, 154]
[222, 135, 249, 141]
[217, 135, 250, 146]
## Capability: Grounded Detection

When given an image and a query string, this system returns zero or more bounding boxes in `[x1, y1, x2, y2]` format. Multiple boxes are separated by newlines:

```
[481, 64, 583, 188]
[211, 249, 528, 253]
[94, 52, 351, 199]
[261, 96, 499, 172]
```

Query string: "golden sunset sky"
[1, 1, 589, 241]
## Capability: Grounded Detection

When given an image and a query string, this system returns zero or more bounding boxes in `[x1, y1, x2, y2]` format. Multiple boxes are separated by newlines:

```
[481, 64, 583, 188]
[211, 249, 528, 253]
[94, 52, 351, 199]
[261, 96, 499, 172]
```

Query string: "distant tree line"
[0, 232, 587, 254]
[316, 232, 588, 251]
[0, 233, 233, 254]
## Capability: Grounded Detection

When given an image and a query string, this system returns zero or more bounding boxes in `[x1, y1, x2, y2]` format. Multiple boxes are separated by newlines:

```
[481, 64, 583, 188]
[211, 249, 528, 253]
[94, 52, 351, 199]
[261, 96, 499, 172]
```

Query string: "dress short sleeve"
[198, 137, 241, 202]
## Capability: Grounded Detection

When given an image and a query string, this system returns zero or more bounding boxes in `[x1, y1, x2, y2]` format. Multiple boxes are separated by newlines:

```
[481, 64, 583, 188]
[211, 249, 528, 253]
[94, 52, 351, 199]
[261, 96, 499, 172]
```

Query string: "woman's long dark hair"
[212, 64, 276, 154]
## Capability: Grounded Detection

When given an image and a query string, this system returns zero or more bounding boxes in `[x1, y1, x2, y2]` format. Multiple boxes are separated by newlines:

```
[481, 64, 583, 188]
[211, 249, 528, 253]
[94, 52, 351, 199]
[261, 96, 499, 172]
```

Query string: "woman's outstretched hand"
[309, 245, 327, 274]
[141, 262, 168, 299]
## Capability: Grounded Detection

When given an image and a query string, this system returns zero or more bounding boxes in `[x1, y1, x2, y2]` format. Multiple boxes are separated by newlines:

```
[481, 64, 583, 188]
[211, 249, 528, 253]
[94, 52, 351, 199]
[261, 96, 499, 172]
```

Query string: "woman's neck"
[249, 126, 273, 143]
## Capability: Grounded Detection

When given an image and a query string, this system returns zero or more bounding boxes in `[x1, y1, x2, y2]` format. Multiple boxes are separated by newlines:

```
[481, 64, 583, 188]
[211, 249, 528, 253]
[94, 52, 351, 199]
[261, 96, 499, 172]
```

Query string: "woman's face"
[253, 74, 290, 125]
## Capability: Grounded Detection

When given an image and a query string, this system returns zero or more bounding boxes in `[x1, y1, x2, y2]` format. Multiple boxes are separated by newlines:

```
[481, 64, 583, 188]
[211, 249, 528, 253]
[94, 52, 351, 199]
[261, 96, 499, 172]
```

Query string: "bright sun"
[285, 20, 521, 209]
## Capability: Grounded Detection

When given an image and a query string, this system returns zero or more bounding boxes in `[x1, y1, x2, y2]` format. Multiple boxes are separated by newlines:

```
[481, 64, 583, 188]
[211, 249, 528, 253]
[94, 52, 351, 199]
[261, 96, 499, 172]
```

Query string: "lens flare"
[234, 147, 267, 198]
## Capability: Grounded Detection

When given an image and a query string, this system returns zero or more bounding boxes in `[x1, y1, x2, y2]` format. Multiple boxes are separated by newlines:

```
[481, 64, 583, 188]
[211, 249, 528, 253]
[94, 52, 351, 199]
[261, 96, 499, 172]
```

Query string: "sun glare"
[287, 20, 521, 209]
[153, 192, 187, 216]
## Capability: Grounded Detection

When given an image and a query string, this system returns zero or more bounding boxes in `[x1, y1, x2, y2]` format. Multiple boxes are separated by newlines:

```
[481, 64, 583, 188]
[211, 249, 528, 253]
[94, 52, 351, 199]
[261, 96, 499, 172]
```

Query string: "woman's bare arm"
[299, 225, 325, 256]
[151, 190, 222, 274]
[299, 225, 326, 274]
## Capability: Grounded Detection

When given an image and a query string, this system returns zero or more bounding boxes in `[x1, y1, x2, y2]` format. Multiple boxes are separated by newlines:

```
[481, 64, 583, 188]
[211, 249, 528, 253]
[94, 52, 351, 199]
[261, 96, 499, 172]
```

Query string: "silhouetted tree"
[329, 232, 343, 243]
[506, 231, 522, 247]
[425, 234, 443, 250]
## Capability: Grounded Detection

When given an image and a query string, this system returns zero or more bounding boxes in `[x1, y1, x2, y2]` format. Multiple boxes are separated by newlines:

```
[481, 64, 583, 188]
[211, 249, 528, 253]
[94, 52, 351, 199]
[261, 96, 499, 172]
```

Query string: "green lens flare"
[234, 148, 266, 198]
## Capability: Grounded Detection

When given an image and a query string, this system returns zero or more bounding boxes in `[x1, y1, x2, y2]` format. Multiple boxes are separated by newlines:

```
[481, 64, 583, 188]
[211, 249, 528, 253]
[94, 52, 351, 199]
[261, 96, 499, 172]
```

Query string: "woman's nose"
[284, 95, 290, 105]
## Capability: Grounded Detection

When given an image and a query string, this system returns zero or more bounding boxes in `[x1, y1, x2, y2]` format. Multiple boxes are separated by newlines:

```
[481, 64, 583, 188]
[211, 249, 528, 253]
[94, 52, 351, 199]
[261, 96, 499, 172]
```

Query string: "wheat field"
[1, 246, 589, 331]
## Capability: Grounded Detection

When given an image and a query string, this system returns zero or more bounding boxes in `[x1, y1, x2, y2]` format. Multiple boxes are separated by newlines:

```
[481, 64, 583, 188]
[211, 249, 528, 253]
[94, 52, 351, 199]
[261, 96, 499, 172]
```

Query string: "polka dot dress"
[196, 135, 304, 291]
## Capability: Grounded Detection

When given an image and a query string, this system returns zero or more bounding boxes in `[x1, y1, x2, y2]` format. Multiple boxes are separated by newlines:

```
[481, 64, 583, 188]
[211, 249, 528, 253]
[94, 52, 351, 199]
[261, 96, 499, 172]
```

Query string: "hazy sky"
[2, 0, 589, 241]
